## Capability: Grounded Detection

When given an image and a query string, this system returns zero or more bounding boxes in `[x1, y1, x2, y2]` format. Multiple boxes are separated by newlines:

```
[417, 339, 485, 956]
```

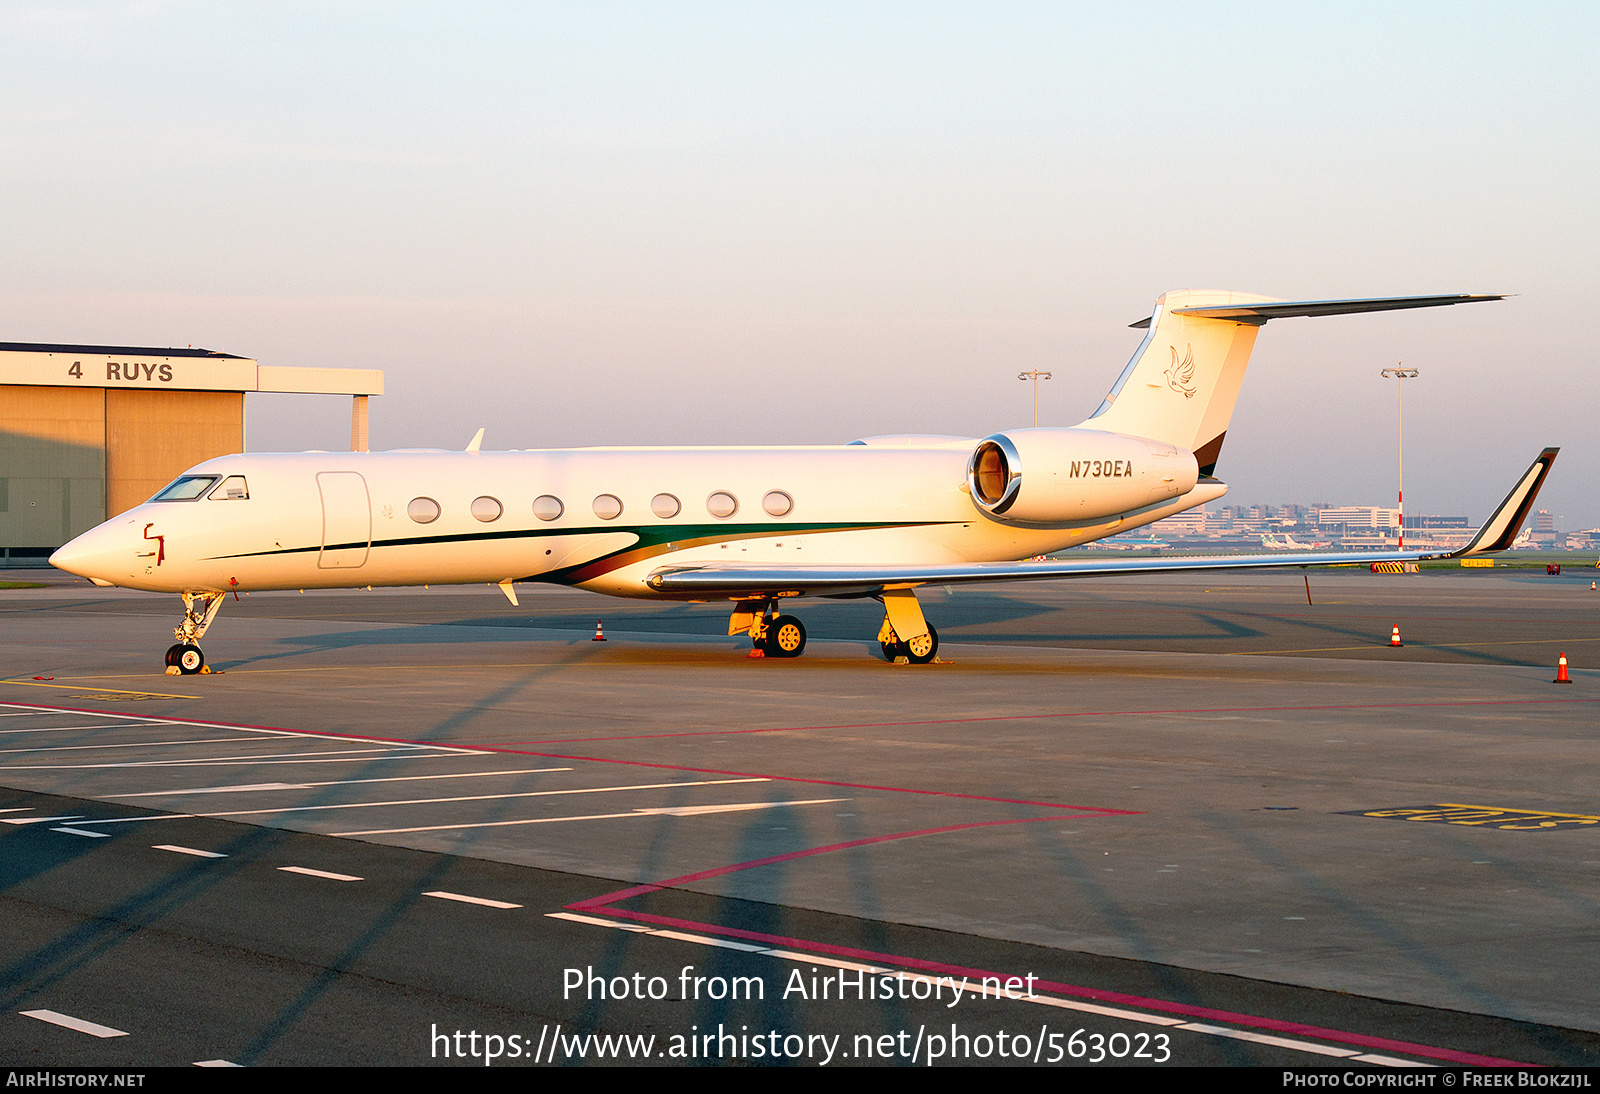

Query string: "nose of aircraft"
[50, 519, 133, 586]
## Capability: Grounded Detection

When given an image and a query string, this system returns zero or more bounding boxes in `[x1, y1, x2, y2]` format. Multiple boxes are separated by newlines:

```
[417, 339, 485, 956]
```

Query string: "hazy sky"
[3, 2, 1596, 526]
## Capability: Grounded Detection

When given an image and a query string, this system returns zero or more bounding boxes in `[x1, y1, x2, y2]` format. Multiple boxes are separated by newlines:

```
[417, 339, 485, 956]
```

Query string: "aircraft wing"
[647, 448, 1558, 599]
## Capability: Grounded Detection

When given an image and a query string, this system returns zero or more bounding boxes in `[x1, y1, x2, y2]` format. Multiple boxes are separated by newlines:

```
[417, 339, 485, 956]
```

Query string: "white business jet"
[50, 290, 1556, 674]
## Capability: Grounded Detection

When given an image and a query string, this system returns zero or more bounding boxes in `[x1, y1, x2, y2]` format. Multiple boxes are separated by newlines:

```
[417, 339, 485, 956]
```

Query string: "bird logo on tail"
[1165, 344, 1197, 398]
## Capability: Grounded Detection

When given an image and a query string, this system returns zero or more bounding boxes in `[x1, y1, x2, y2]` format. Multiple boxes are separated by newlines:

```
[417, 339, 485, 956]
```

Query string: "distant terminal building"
[0, 342, 381, 565]
[1316, 506, 1400, 531]
[1150, 508, 1208, 535]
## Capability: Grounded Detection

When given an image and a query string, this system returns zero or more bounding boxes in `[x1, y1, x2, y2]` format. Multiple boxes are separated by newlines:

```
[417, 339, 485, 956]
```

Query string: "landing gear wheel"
[764, 615, 807, 658]
[879, 636, 906, 662]
[905, 625, 939, 665]
[175, 644, 204, 675]
[165, 644, 185, 668]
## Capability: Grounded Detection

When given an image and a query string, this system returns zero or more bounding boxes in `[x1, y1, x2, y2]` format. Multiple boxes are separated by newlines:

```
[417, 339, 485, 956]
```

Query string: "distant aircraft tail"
[1078, 290, 1506, 476]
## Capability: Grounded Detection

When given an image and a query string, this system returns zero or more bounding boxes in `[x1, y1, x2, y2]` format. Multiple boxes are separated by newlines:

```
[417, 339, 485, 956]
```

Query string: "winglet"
[465, 428, 485, 453]
[1453, 448, 1559, 556]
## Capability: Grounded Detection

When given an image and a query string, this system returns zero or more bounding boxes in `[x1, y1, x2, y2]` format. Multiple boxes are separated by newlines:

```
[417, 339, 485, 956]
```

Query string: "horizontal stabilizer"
[1130, 293, 1506, 328]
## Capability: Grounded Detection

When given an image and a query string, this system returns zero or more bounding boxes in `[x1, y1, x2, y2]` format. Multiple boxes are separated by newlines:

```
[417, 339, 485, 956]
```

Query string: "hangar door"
[317, 471, 370, 569]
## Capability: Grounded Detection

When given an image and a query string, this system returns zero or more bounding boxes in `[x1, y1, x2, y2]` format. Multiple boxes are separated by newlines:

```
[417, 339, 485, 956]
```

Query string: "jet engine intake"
[966, 428, 1198, 523]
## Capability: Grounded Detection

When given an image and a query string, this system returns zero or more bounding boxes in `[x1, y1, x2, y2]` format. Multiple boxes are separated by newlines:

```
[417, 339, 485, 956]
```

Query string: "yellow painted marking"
[0, 680, 196, 701]
[1353, 803, 1600, 831]
[1437, 802, 1600, 821]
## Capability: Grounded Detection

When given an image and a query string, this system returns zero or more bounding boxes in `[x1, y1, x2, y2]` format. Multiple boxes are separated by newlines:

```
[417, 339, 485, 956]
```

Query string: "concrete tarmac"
[2, 568, 1598, 1066]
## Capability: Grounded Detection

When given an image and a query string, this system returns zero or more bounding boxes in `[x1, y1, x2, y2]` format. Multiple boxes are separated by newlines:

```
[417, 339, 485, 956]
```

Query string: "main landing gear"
[875, 588, 939, 664]
[165, 591, 224, 675]
[727, 589, 941, 664]
[731, 602, 808, 658]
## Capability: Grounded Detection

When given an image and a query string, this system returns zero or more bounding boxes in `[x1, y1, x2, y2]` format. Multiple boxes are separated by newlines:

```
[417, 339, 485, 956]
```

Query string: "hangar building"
[0, 343, 382, 565]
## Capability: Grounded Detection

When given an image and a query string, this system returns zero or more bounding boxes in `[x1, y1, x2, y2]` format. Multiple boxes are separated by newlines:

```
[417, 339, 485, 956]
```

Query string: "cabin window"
[651, 493, 681, 519]
[762, 490, 792, 517]
[408, 497, 441, 523]
[706, 491, 738, 518]
[150, 475, 218, 502]
[593, 494, 623, 520]
[210, 476, 249, 501]
[471, 496, 503, 522]
[533, 495, 563, 521]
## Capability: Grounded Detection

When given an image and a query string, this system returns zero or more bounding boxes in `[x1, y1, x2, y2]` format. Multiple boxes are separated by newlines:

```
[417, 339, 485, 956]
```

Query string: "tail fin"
[1077, 290, 1268, 475]
[1078, 290, 1507, 476]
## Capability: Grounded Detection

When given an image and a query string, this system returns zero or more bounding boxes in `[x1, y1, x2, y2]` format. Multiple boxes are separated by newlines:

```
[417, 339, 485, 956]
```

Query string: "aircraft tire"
[176, 644, 205, 675]
[164, 644, 186, 668]
[767, 615, 807, 658]
[905, 625, 939, 665]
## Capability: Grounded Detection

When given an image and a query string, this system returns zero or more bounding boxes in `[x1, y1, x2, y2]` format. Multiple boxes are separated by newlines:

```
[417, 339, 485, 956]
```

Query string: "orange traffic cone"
[593, 620, 606, 641]
[1554, 653, 1571, 684]
[1389, 625, 1403, 648]
[1591, 581, 1596, 591]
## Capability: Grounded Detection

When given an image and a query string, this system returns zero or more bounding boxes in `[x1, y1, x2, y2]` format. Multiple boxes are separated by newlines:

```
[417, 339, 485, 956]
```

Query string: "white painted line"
[120, 768, 574, 797]
[193, 1060, 239, 1067]
[154, 844, 228, 859]
[201, 777, 769, 819]
[545, 911, 652, 932]
[424, 891, 523, 910]
[0, 722, 158, 735]
[1024, 991, 1186, 1026]
[0, 704, 486, 756]
[1, 815, 83, 825]
[763, 950, 886, 974]
[21, 1009, 129, 1038]
[0, 807, 32, 814]
[278, 866, 362, 882]
[651, 929, 769, 953]
[51, 827, 111, 838]
[0, 736, 295, 755]
[1354, 1054, 1431, 1067]
[0, 705, 169, 720]
[1, 748, 455, 770]
[334, 797, 846, 837]
[125, 782, 312, 796]
[57, 814, 193, 826]
[1178, 1021, 1359, 1058]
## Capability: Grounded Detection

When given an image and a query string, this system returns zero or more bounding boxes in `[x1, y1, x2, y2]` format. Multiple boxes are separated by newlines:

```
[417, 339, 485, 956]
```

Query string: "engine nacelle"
[966, 428, 1199, 523]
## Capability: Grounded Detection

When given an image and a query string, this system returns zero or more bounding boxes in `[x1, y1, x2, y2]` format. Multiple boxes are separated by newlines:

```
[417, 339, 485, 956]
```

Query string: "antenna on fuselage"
[465, 428, 485, 453]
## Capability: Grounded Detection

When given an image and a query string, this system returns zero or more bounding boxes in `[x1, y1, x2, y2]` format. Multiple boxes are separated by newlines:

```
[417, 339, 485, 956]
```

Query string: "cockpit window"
[210, 476, 249, 500]
[150, 475, 219, 502]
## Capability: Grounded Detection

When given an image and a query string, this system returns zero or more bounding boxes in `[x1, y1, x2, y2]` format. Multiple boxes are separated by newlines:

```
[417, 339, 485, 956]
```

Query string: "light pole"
[1018, 370, 1052, 428]
[1380, 366, 1418, 549]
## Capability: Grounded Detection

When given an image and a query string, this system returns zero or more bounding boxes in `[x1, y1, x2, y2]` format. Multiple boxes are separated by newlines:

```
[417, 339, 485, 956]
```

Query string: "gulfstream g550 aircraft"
[50, 290, 1556, 673]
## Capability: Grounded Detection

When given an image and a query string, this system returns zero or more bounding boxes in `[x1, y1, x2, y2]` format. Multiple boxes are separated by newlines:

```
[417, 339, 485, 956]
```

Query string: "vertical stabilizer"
[1078, 290, 1272, 475]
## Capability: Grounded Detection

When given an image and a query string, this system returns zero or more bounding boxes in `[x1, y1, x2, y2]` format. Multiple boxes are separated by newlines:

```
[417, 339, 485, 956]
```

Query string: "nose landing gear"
[166, 591, 224, 675]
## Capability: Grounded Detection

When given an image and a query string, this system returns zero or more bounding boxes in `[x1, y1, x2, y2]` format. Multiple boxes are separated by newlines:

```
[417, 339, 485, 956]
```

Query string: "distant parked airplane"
[1260, 533, 1330, 550]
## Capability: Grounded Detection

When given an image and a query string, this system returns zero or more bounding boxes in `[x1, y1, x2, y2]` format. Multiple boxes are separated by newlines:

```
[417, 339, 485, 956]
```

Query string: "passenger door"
[317, 471, 371, 569]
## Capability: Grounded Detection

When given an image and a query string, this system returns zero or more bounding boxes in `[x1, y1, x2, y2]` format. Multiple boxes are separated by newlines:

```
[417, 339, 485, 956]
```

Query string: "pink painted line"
[566, 827, 1535, 1068]
[5, 702, 1132, 815]
[470, 748, 1136, 814]
[569, 818, 1057, 911]
[489, 695, 1599, 746]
